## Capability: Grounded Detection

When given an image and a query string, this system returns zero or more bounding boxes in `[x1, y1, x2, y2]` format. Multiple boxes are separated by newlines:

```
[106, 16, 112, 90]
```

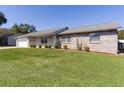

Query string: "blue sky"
[0, 5, 124, 31]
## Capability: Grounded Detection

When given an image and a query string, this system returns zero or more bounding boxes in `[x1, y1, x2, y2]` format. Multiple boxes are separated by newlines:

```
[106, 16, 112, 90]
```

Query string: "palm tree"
[0, 11, 7, 26]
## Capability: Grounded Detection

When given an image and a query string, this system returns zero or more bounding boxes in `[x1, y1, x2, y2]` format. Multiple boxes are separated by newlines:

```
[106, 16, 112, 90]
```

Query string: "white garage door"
[17, 38, 29, 47]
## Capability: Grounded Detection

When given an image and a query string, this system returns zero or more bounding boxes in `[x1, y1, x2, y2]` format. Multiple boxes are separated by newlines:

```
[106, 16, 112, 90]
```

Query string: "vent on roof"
[53, 27, 69, 35]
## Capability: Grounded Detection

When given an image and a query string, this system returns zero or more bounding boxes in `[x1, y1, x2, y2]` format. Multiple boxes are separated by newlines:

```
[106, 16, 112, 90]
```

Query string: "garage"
[17, 38, 29, 47]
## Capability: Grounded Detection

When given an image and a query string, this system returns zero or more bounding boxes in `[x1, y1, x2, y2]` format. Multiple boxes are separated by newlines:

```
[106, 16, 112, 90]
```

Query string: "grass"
[0, 48, 124, 86]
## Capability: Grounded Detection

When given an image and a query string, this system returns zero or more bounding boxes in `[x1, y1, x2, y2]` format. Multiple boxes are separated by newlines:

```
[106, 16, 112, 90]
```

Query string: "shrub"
[48, 45, 51, 48]
[44, 45, 48, 48]
[84, 46, 90, 52]
[54, 43, 59, 49]
[33, 45, 36, 48]
[63, 45, 67, 49]
[39, 45, 41, 48]
[30, 45, 33, 48]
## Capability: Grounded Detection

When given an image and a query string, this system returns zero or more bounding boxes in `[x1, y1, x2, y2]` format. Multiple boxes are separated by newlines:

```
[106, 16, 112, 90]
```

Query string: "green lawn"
[0, 48, 124, 87]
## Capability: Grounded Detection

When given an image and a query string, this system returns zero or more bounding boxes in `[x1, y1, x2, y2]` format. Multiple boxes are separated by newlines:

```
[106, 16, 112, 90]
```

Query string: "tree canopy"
[11, 23, 37, 34]
[118, 30, 124, 39]
[0, 11, 7, 26]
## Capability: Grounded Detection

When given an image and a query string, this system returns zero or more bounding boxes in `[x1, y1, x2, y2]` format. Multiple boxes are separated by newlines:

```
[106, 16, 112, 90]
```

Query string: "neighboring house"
[0, 28, 20, 46]
[118, 39, 124, 53]
[0, 33, 21, 46]
[16, 22, 122, 54]
[0, 28, 11, 46]
[0, 34, 8, 46]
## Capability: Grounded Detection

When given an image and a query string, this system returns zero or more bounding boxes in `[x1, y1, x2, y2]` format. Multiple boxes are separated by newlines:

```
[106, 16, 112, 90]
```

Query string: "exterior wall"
[59, 30, 118, 54]
[16, 30, 118, 54]
[28, 36, 56, 48]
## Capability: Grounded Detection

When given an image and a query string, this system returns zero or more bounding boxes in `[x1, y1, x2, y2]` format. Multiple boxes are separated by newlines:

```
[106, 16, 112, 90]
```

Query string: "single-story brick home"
[16, 22, 122, 54]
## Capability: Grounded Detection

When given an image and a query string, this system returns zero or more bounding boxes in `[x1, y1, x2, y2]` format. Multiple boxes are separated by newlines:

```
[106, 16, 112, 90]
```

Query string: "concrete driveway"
[0, 46, 17, 49]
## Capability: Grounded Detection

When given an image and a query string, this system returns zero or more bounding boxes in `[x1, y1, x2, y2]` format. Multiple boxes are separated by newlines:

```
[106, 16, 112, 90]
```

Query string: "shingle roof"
[16, 27, 68, 38]
[7, 34, 22, 38]
[15, 22, 122, 38]
[59, 22, 122, 35]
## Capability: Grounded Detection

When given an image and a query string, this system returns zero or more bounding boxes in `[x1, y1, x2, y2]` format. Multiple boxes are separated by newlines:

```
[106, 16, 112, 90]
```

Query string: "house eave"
[58, 28, 118, 36]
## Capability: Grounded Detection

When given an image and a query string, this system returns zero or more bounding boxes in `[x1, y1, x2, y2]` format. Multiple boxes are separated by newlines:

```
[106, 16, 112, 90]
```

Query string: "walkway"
[0, 47, 17, 49]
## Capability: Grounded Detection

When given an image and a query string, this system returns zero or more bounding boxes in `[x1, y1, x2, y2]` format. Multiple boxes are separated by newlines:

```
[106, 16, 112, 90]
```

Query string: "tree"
[11, 23, 22, 34]
[0, 11, 7, 26]
[11, 23, 37, 34]
[118, 30, 124, 39]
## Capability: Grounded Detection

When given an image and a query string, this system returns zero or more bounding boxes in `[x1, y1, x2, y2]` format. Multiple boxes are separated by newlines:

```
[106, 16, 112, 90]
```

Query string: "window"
[89, 32, 100, 41]
[41, 38, 47, 43]
[62, 36, 71, 43]
[62, 37, 66, 43]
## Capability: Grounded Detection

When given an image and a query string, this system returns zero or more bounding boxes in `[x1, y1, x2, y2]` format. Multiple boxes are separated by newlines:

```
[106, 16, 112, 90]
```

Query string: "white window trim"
[41, 38, 47, 44]
[89, 32, 100, 43]
[61, 36, 71, 44]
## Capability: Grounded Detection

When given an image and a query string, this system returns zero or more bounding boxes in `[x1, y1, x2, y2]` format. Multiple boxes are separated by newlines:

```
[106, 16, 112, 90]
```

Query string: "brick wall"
[60, 30, 118, 54]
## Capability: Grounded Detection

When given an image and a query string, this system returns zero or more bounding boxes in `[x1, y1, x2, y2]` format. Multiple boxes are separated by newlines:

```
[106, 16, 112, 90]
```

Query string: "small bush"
[54, 43, 59, 49]
[63, 45, 67, 49]
[30, 45, 36, 48]
[48, 45, 51, 48]
[33, 45, 36, 48]
[39, 45, 41, 48]
[84, 46, 90, 52]
[44, 45, 48, 48]
[30, 45, 33, 48]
